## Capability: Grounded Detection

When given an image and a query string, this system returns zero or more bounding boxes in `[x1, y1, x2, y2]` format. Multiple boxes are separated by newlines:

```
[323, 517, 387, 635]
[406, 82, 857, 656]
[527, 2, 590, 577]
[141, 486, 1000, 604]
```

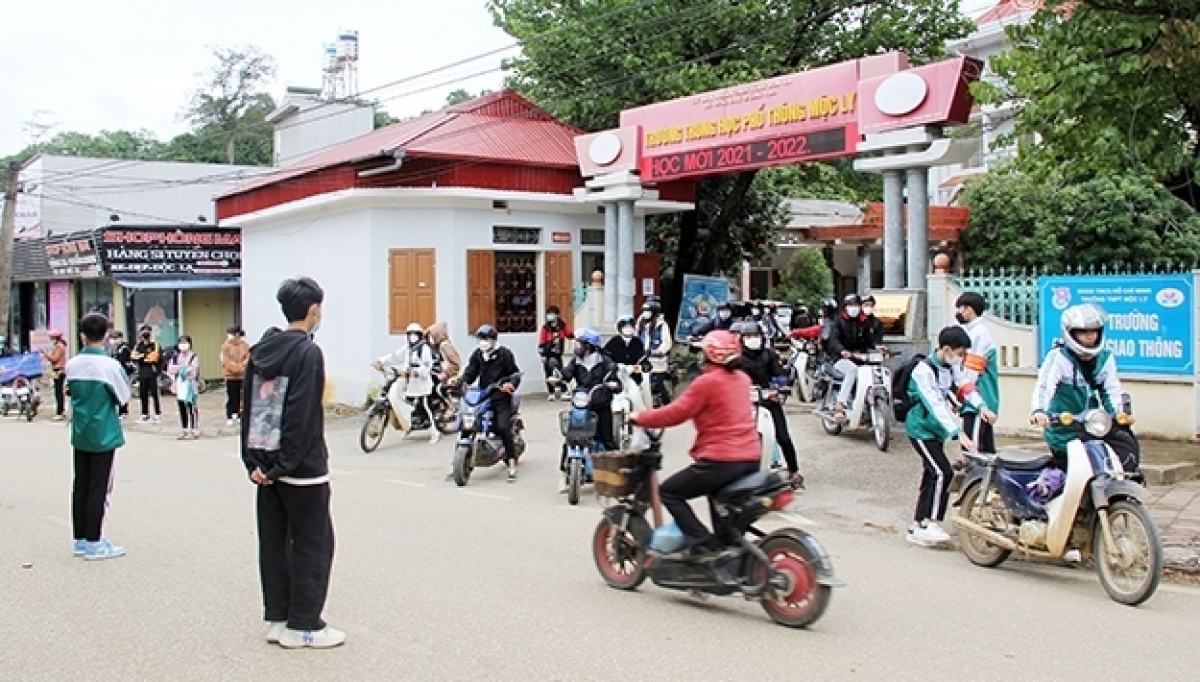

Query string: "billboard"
[1038, 275, 1194, 375]
[675, 275, 731, 339]
[100, 228, 241, 279]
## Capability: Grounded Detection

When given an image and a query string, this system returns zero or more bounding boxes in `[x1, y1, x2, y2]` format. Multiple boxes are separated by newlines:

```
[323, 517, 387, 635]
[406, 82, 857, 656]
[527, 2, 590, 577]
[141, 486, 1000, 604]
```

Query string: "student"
[130, 325, 163, 423]
[66, 313, 131, 560]
[955, 292, 999, 454]
[167, 335, 201, 439]
[538, 305, 572, 401]
[108, 330, 133, 419]
[904, 326, 981, 548]
[221, 326, 250, 425]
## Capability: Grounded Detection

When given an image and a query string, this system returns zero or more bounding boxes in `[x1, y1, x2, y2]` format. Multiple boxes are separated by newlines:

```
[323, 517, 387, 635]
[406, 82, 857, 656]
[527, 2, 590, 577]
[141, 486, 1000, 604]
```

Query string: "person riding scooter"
[604, 316, 645, 371]
[738, 321, 803, 486]
[539, 305, 573, 401]
[828, 293, 878, 422]
[558, 329, 618, 491]
[638, 298, 674, 406]
[693, 301, 736, 336]
[629, 330, 760, 558]
[1031, 303, 1139, 472]
[378, 322, 440, 443]
[449, 325, 522, 482]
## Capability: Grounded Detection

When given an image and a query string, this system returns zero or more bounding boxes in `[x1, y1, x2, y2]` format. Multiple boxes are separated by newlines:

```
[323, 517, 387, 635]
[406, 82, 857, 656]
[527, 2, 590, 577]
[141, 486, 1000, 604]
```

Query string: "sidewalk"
[120, 387, 240, 438]
[1144, 480, 1200, 573]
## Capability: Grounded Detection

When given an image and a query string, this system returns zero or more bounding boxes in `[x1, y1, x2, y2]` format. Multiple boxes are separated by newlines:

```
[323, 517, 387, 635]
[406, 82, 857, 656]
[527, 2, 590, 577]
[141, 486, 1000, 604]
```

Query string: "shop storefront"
[8, 229, 104, 353]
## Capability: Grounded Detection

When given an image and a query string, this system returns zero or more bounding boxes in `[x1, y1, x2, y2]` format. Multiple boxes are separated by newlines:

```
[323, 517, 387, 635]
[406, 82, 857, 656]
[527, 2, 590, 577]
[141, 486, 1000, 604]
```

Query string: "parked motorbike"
[360, 362, 456, 453]
[950, 404, 1162, 605]
[786, 337, 819, 404]
[814, 350, 893, 451]
[1, 376, 40, 421]
[560, 388, 605, 505]
[450, 374, 526, 487]
[591, 429, 840, 628]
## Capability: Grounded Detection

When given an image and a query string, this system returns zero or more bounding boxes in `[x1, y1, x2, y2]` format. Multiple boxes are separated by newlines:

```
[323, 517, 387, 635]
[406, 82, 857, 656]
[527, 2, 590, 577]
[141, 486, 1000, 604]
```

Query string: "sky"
[0, 0, 517, 157]
[1, 0, 1004, 159]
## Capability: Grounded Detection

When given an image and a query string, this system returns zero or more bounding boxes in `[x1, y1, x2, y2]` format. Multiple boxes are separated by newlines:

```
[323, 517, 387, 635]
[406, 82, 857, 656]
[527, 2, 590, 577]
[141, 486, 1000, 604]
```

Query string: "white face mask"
[408, 334, 421, 345]
[178, 343, 191, 352]
[862, 306, 874, 315]
[744, 337, 763, 350]
[620, 327, 634, 338]
[718, 310, 731, 319]
[547, 314, 557, 322]
[478, 340, 494, 352]
[641, 311, 652, 320]
[227, 334, 235, 341]
[946, 353, 964, 368]
[846, 306, 861, 317]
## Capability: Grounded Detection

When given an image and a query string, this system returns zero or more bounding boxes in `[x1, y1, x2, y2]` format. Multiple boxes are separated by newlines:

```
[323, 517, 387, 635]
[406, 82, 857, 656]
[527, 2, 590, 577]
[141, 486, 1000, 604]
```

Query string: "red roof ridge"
[974, 0, 1043, 26]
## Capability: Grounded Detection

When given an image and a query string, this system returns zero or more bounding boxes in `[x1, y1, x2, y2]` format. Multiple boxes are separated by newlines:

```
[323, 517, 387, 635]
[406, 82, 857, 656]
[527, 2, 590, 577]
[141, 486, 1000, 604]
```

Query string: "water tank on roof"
[323, 44, 338, 70]
[337, 31, 359, 60]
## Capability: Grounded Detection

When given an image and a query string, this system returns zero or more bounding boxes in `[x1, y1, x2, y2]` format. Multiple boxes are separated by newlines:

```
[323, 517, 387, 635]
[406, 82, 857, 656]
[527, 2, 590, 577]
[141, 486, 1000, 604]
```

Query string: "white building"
[217, 91, 691, 405]
[266, 86, 376, 167]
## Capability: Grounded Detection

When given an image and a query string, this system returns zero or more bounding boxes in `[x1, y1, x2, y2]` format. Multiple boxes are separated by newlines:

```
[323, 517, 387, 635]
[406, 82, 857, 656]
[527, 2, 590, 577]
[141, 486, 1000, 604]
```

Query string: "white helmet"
[406, 322, 423, 335]
[1060, 303, 1107, 360]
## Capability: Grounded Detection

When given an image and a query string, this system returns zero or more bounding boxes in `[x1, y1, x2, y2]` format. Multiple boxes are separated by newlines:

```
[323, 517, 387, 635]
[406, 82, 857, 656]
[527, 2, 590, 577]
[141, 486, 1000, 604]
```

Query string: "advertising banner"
[100, 228, 241, 279]
[1038, 275, 1194, 375]
[676, 275, 731, 339]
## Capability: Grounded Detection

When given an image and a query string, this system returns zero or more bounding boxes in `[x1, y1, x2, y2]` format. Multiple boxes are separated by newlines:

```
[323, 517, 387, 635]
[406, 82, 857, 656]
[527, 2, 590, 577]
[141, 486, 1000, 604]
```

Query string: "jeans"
[257, 482, 335, 631]
[659, 460, 760, 549]
[833, 358, 859, 405]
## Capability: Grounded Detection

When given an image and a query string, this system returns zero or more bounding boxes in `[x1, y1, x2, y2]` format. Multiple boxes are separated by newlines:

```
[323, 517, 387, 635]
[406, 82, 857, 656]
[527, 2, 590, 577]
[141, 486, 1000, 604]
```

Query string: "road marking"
[330, 469, 356, 477]
[43, 515, 71, 529]
[777, 512, 817, 526]
[384, 479, 426, 488]
[460, 491, 512, 501]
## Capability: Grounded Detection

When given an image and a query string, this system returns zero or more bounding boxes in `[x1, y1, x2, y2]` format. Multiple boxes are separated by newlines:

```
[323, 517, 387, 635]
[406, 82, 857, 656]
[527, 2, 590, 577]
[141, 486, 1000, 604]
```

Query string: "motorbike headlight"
[460, 409, 476, 430]
[1083, 409, 1113, 438]
[571, 391, 591, 409]
[868, 352, 883, 363]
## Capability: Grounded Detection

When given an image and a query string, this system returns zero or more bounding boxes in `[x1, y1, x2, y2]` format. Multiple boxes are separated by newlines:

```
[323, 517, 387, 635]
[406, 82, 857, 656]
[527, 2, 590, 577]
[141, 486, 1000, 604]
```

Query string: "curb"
[1142, 462, 1200, 486]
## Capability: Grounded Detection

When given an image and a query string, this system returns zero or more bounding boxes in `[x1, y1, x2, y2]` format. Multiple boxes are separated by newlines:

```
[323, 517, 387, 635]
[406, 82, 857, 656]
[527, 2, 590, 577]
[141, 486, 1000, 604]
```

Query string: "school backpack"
[891, 354, 931, 422]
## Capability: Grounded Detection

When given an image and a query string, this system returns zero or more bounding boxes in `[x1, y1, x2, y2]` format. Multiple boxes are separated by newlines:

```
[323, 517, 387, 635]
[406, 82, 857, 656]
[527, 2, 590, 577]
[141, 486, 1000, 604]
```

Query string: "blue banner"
[1038, 274, 1194, 375]
[676, 275, 731, 339]
[0, 353, 45, 383]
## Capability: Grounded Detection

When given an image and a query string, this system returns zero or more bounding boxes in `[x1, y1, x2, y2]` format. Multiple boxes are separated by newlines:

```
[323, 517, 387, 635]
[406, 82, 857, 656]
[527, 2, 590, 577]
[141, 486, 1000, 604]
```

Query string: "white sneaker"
[1063, 549, 1082, 563]
[547, 392, 555, 402]
[278, 626, 346, 649]
[266, 622, 286, 643]
[906, 526, 933, 547]
[558, 479, 570, 494]
[226, 419, 234, 426]
[923, 522, 952, 544]
[429, 431, 441, 445]
[152, 415, 161, 424]
[137, 415, 150, 424]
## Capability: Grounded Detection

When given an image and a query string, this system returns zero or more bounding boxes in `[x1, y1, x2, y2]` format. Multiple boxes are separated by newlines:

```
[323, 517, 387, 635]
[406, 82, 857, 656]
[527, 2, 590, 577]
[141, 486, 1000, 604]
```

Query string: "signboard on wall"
[100, 228, 241, 278]
[48, 282, 71, 347]
[45, 234, 102, 278]
[676, 274, 730, 339]
[1038, 275, 1194, 375]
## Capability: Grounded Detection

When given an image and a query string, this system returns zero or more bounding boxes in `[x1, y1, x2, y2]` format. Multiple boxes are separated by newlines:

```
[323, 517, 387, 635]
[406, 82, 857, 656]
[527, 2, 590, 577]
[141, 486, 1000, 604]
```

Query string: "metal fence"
[954, 264, 1196, 325]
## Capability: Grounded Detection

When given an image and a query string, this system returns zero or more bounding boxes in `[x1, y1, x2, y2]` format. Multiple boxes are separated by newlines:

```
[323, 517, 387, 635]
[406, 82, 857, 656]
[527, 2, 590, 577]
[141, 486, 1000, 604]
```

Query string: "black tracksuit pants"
[660, 460, 760, 549]
[72, 449, 115, 542]
[761, 399, 799, 473]
[257, 482, 335, 631]
[491, 396, 518, 465]
[226, 379, 244, 419]
[139, 375, 161, 416]
[963, 412, 995, 454]
[910, 438, 954, 523]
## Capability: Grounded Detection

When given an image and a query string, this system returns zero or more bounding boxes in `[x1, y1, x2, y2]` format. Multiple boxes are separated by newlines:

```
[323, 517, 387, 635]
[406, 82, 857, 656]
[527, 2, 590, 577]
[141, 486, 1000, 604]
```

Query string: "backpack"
[891, 354, 932, 422]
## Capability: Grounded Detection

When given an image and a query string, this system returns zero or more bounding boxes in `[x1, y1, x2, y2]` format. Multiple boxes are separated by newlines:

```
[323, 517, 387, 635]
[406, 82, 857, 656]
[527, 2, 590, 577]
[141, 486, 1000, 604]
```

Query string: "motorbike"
[752, 387, 779, 470]
[590, 429, 841, 628]
[360, 362, 457, 453]
[450, 374, 526, 487]
[950, 403, 1163, 605]
[814, 350, 893, 452]
[785, 337, 819, 404]
[610, 364, 649, 451]
[560, 387, 606, 506]
[1, 376, 40, 421]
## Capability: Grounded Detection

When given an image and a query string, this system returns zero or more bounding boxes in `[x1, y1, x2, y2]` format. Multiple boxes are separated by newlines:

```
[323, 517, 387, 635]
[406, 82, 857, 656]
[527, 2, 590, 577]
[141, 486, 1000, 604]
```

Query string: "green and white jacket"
[905, 354, 964, 442]
[66, 346, 131, 453]
[957, 317, 1000, 415]
[1031, 346, 1122, 453]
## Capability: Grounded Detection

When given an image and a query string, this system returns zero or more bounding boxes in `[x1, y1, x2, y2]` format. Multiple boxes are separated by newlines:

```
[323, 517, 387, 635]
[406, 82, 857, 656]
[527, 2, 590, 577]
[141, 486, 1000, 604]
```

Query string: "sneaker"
[73, 539, 87, 557]
[189, 430, 200, 440]
[507, 469, 518, 483]
[278, 626, 346, 649]
[1063, 549, 1082, 564]
[152, 415, 162, 423]
[558, 479, 569, 494]
[177, 432, 189, 440]
[84, 539, 126, 561]
[138, 415, 150, 424]
[547, 392, 555, 402]
[266, 622, 287, 644]
[429, 431, 441, 445]
[226, 419, 235, 426]
[53, 414, 65, 422]
[906, 526, 934, 547]
[923, 522, 952, 543]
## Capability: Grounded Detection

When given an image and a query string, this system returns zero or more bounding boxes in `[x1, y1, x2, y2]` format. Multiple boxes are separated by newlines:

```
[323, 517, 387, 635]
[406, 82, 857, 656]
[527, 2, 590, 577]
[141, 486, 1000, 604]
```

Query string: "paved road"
[2, 399, 1198, 681]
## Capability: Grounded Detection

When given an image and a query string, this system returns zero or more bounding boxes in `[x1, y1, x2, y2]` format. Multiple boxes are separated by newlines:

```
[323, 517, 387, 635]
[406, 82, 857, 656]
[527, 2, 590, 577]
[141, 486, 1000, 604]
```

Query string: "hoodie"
[240, 328, 328, 483]
[425, 321, 462, 378]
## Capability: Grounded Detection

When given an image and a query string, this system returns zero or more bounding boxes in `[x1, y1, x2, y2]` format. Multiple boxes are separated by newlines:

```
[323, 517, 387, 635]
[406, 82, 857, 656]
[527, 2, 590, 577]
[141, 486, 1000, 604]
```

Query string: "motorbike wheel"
[612, 414, 628, 451]
[567, 459, 584, 506]
[957, 482, 1012, 568]
[754, 536, 831, 629]
[871, 395, 890, 451]
[1094, 500, 1162, 606]
[592, 516, 649, 590]
[819, 394, 843, 436]
[359, 407, 388, 453]
[451, 444, 474, 487]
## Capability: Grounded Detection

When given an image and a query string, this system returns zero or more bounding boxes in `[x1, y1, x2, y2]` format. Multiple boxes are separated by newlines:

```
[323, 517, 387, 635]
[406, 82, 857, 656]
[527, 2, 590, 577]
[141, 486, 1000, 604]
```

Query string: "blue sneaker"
[73, 539, 87, 557]
[84, 539, 126, 561]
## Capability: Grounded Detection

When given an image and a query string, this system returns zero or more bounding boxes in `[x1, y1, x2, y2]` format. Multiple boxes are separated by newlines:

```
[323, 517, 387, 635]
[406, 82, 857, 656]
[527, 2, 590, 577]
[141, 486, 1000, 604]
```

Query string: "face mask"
[311, 318, 322, 336]
[620, 327, 634, 338]
[142, 333, 151, 340]
[750, 309, 760, 317]
[478, 340, 493, 352]
[547, 314, 557, 322]
[744, 337, 763, 350]
[946, 353, 964, 368]
[955, 312, 968, 324]
[227, 334, 235, 341]
[178, 343, 191, 352]
[863, 306, 874, 315]
[641, 311, 652, 320]
[846, 306, 860, 317]
[718, 310, 731, 320]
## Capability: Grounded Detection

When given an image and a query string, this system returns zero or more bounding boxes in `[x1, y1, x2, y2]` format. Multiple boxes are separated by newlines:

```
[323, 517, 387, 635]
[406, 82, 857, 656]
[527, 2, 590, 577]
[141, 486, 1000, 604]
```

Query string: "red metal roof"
[975, 0, 1043, 25]
[217, 90, 584, 200]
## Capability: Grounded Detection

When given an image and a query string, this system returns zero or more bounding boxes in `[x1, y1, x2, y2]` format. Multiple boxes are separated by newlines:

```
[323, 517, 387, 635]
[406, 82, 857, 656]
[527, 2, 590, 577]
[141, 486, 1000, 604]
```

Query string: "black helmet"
[616, 315, 636, 332]
[819, 298, 838, 315]
[739, 320, 763, 336]
[842, 293, 861, 306]
[475, 324, 498, 340]
[642, 299, 662, 315]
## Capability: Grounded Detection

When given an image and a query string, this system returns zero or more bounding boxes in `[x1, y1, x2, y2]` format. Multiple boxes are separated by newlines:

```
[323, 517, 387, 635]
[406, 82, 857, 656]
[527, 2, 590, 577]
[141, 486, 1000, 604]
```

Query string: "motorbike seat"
[712, 471, 786, 504]
[995, 449, 1054, 471]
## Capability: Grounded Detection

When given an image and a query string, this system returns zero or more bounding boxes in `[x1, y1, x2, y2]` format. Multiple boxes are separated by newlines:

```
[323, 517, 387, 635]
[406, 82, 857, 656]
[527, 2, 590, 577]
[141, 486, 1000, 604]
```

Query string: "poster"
[675, 274, 730, 339]
[48, 281, 71, 346]
[1038, 274, 1194, 375]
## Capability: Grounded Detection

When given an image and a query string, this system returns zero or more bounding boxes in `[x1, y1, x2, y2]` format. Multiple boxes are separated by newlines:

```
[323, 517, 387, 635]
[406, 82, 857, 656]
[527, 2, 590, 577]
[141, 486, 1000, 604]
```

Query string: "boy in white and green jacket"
[66, 313, 131, 560]
[955, 292, 1000, 452]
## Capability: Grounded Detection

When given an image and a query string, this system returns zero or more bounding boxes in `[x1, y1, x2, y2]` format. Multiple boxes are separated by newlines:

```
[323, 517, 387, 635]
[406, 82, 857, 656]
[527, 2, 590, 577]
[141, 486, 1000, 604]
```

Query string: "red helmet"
[700, 330, 740, 366]
[49, 330, 63, 339]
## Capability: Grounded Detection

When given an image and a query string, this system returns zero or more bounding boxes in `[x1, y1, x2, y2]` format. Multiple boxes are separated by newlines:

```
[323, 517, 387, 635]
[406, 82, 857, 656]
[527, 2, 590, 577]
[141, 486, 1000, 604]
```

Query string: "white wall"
[273, 99, 375, 167]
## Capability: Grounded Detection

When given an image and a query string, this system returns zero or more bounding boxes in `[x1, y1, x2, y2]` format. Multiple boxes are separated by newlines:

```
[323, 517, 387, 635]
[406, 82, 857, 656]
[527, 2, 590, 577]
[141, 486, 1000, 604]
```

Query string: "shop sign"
[44, 235, 102, 278]
[100, 228, 241, 278]
[551, 231, 571, 244]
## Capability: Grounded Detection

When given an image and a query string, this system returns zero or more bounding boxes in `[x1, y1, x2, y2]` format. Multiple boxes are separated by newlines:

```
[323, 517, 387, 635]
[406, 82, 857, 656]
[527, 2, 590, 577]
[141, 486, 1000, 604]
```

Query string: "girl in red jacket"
[631, 330, 760, 557]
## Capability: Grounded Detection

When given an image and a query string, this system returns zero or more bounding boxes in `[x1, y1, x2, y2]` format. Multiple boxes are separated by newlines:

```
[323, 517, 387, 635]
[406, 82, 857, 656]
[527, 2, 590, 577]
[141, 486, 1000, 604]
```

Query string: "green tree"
[489, 0, 970, 321]
[183, 46, 277, 165]
[445, 88, 493, 106]
[977, 0, 1200, 210]
[774, 247, 835, 306]
[958, 168, 1200, 272]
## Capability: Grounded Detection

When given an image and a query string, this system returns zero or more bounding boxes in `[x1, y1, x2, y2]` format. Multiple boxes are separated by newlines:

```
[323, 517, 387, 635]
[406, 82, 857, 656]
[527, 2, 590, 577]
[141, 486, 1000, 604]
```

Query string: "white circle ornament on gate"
[588, 133, 623, 166]
[874, 72, 929, 117]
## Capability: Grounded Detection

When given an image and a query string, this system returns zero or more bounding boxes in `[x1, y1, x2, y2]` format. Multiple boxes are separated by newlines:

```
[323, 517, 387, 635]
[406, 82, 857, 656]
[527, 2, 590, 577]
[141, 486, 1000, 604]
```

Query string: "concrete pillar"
[883, 170, 905, 289]
[906, 166, 929, 290]
[603, 203, 617, 327]
[616, 200, 635, 320]
[856, 244, 871, 294]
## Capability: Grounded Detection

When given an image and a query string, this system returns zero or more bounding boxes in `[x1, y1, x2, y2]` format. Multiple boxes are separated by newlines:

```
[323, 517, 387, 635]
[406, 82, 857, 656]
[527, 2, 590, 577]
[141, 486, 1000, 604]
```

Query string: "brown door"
[466, 250, 496, 335]
[389, 249, 436, 334]
[544, 251, 573, 326]
[634, 252, 661, 313]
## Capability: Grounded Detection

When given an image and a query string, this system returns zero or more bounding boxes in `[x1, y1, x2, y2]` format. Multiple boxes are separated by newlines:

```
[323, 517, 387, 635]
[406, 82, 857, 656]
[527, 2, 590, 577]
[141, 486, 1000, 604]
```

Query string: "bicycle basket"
[558, 411, 599, 442]
[592, 451, 642, 498]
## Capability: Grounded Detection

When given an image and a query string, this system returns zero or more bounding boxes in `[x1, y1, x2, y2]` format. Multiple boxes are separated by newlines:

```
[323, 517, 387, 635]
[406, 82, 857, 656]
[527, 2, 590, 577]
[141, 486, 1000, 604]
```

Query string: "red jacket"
[635, 365, 760, 464]
[790, 325, 821, 340]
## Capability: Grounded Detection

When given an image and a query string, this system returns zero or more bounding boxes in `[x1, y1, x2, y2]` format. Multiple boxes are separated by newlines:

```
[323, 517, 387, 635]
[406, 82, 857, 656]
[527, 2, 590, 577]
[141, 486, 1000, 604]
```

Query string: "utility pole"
[0, 161, 20, 338]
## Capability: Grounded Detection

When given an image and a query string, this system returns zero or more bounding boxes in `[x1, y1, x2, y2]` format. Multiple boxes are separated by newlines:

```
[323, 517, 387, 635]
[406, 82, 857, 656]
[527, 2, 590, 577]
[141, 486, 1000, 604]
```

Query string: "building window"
[130, 290, 180, 348]
[582, 252, 604, 285]
[581, 229, 605, 246]
[494, 252, 537, 333]
[78, 279, 114, 322]
[492, 226, 541, 245]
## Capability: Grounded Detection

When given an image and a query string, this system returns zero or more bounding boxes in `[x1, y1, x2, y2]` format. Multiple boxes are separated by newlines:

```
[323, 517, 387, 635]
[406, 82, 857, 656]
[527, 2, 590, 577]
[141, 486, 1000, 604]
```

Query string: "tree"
[958, 168, 1200, 272]
[183, 46, 277, 165]
[774, 247, 835, 306]
[977, 0, 1200, 211]
[445, 88, 493, 106]
[489, 0, 971, 321]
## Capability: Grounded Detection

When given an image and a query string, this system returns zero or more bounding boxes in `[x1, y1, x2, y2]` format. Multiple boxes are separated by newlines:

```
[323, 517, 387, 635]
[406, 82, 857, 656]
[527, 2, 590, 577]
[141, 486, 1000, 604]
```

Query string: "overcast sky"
[1, 0, 1002, 158]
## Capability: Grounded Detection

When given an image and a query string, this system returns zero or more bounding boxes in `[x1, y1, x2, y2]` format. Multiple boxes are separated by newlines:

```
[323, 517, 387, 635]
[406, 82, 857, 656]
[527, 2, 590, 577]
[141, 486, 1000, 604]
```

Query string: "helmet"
[405, 322, 423, 335]
[475, 324, 498, 340]
[819, 297, 838, 316]
[861, 294, 876, 305]
[547, 305, 561, 315]
[1060, 303, 1107, 360]
[699, 330, 740, 366]
[842, 293, 861, 307]
[739, 320, 763, 337]
[642, 299, 662, 316]
[729, 321, 744, 334]
[49, 330, 63, 339]
[576, 328, 601, 348]
[616, 316, 636, 332]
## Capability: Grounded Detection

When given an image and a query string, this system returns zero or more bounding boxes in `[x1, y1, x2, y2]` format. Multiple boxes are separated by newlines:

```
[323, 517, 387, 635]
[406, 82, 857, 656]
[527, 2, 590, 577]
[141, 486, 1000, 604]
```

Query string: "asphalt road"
[2, 398, 1198, 681]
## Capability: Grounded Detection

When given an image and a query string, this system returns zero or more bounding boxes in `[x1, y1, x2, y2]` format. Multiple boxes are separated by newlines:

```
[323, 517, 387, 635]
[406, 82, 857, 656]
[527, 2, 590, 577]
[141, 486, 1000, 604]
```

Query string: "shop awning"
[115, 279, 240, 291]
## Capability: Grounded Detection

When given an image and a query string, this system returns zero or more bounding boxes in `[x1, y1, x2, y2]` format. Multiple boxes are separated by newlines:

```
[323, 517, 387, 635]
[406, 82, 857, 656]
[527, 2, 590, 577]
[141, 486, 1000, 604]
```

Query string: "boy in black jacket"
[241, 276, 343, 650]
[456, 324, 522, 481]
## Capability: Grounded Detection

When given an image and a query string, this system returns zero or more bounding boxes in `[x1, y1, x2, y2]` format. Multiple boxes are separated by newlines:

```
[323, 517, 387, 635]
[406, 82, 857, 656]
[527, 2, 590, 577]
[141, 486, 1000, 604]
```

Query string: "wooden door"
[634, 252, 661, 313]
[544, 251, 573, 326]
[389, 249, 437, 334]
[466, 250, 496, 335]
